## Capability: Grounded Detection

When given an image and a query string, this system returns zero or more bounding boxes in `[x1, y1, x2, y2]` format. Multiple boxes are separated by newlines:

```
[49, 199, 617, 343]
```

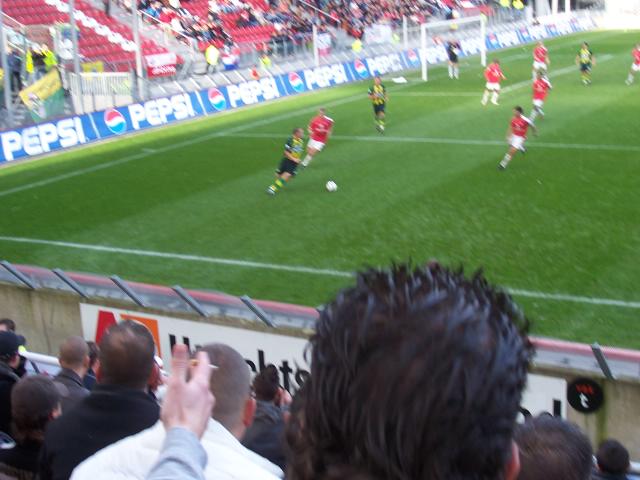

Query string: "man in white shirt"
[71, 344, 283, 480]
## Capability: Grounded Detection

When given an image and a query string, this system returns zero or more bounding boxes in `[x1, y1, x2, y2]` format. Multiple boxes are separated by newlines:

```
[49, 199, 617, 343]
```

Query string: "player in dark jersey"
[267, 127, 305, 195]
[576, 42, 595, 85]
[368, 76, 387, 133]
[447, 40, 461, 79]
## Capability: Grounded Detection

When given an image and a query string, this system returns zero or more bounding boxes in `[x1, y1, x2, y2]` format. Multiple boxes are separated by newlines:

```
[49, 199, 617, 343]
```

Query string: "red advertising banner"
[145, 52, 177, 78]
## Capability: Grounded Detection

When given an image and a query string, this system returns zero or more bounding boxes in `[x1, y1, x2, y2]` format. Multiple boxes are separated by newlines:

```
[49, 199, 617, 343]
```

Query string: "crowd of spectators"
[130, 0, 489, 57]
[0, 263, 637, 480]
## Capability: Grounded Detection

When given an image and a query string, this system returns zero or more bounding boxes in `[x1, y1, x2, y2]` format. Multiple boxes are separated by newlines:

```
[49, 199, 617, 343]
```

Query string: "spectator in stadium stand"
[71, 343, 284, 480]
[286, 263, 533, 480]
[145, 345, 214, 480]
[514, 414, 593, 480]
[30, 47, 47, 81]
[38, 321, 160, 480]
[0, 331, 22, 435]
[0, 320, 27, 379]
[593, 439, 632, 480]
[0, 319, 17, 332]
[8, 49, 23, 94]
[82, 342, 100, 391]
[53, 336, 90, 412]
[0, 376, 62, 480]
[242, 365, 290, 471]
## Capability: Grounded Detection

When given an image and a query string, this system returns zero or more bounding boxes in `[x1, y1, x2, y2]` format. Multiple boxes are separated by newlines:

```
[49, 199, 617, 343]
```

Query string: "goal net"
[419, 15, 487, 81]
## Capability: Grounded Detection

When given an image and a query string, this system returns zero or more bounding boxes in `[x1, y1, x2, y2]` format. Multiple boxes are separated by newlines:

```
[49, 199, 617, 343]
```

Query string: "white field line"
[393, 92, 480, 97]
[218, 132, 640, 153]
[0, 235, 639, 310]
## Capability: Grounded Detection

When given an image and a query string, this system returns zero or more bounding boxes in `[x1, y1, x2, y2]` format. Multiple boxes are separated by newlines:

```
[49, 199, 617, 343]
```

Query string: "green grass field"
[0, 30, 639, 348]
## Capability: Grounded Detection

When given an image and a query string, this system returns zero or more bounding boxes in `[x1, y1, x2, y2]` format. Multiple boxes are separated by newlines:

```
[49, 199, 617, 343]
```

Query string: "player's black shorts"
[276, 158, 299, 176]
[448, 54, 458, 63]
[580, 63, 591, 72]
[373, 103, 386, 114]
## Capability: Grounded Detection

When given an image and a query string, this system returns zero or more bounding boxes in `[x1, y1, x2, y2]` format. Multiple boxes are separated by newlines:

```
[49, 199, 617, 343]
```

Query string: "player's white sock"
[454, 66, 459, 79]
[448, 65, 453, 78]
[481, 91, 489, 105]
[500, 153, 512, 168]
[491, 91, 499, 105]
[532, 70, 537, 81]
[301, 155, 312, 167]
[530, 109, 538, 122]
[627, 73, 634, 85]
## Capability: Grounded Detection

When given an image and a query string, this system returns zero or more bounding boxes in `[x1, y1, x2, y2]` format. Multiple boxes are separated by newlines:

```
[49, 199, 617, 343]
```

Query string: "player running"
[530, 72, 552, 123]
[266, 127, 305, 195]
[481, 59, 506, 106]
[499, 106, 537, 170]
[300, 108, 334, 168]
[368, 76, 387, 133]
[625, 43, 640, 85]
[447, 39, 461, 79]
[532, 41, 549, 80]
[576, 42, 595, 85]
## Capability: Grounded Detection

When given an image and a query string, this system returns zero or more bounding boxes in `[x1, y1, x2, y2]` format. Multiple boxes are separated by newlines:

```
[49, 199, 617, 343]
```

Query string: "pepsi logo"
[407, 49, 419, 66]
[354, 60, 369, 79]
[104, 109, 126, 135]
[208, 88, 227, 111]
[288, 72, 305, 93]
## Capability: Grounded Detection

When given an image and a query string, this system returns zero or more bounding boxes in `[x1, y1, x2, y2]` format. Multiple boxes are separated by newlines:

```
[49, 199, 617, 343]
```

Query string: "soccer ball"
[326, 180, 338, 192]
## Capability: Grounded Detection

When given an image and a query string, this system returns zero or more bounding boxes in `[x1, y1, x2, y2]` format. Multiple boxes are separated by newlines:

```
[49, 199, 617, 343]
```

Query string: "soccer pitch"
[0, 30, 639, 348]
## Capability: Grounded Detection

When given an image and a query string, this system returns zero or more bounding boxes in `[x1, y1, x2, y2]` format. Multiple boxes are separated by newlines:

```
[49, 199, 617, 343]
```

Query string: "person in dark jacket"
[0, 375, 62, 479]
[0, 331, 22, 435]
[8, 49, 23, 93]
[242, 364, 289, 471]
[592, 439, 631, 480]
[53, 336, 90, 412]
[82, 342, 99, 391]
[38, 321, 160, 480]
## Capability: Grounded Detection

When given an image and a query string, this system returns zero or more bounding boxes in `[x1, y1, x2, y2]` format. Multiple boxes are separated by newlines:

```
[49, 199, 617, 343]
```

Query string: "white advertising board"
[80, 303, 567, 415]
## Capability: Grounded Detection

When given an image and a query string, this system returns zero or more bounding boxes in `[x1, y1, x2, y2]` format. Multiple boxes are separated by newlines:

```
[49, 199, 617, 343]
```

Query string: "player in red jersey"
[626, 43, 640, 85]
[530, 72, 552, 123]
[481, 59, 506, 106]
[301, 107, 334, 168]
[532, 41, 549, 80]
[499, 106, 537, 170]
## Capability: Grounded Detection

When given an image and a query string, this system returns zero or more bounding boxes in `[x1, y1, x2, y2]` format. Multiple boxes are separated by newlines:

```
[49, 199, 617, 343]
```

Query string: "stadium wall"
[1, 277, 640, 456]
[0, 15, 597, 164]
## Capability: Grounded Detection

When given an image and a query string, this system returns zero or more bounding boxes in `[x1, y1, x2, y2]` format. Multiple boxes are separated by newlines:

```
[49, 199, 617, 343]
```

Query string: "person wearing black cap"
[0, 330, 22, 434]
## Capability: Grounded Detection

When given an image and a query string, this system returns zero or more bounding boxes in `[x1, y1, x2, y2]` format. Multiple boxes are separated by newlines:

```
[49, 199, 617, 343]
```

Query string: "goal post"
[420, 14, 487, 81]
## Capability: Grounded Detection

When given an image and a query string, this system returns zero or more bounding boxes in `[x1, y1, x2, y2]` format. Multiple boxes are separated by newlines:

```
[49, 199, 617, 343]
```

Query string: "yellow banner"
[19, 70, 62, 109]
[82, 61, 104, 73]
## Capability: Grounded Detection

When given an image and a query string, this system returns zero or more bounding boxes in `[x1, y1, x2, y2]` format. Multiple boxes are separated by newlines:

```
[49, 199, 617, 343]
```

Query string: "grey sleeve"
[146, 428, 208, 480]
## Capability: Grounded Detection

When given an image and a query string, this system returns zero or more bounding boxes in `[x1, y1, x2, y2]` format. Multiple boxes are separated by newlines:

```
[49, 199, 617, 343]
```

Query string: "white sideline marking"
[219, 132, 640, 153]
[0, 235, 639, 310]
[394, 92, 480, 97]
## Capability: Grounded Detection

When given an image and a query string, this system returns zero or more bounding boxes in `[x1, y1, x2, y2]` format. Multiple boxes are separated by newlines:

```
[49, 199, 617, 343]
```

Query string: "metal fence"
[68, 71, 134, 113]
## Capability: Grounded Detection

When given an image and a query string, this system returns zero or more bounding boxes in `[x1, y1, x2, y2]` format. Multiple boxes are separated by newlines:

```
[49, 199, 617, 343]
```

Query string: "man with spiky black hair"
[286, 263, 533, 480]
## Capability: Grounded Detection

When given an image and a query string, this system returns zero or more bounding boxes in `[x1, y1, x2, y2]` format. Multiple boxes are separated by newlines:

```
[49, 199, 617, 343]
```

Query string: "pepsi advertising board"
[0, 116, 98, 163]
[0, 15, 596, 164]
[91, 92, 206, 139]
